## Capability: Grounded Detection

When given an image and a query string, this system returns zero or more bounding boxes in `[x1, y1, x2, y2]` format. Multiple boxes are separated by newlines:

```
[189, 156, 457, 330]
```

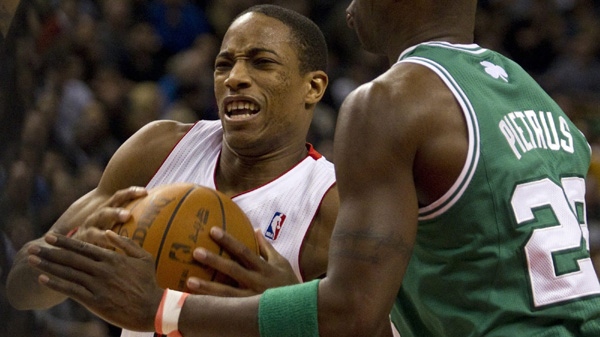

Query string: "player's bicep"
[334, 82, 419, 241]
[328, 82, 419, 312]
[98, 120, 184, 190]
[50, 121, 183, 235]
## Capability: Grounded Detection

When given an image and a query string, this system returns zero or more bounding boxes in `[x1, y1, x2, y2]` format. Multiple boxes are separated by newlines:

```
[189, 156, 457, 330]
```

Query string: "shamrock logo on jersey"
[481, 61, 508, 82]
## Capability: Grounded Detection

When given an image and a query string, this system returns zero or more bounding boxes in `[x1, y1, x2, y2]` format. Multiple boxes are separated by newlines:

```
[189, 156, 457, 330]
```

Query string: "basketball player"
[7, 3, 342, 336]
[20, 0, 600, 336]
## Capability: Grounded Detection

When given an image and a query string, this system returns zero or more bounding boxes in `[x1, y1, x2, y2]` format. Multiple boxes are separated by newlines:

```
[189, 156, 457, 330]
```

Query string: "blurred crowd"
[0, 0, 599, 336]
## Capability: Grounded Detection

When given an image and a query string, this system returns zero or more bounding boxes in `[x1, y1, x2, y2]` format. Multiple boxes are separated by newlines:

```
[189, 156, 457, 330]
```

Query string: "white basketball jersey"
[121, 120, 336, 337]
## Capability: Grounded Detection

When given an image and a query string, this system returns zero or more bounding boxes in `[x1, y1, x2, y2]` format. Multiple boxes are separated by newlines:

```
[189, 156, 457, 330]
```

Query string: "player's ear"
[304, 70, 328, 106]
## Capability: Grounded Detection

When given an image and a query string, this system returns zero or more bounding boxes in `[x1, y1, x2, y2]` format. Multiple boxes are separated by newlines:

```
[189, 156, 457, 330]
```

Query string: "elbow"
[6, 268, 36, 310]
[6, 272, 31, 310]
[6, 262, 64, 310]
[7, 294, 31, 311]
[6, 278, 61, 311]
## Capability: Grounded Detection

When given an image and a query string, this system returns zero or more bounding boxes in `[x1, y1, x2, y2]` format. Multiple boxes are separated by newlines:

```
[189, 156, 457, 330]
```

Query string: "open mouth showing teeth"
[226, 101, 260, 119]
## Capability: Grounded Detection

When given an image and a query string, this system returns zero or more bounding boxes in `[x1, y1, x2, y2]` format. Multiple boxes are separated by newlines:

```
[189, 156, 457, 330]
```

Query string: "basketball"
[112, 183, 259, 291]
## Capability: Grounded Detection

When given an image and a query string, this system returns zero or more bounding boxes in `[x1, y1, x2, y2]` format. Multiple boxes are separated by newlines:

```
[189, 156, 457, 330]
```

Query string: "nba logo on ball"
[265, 212, 286, 240]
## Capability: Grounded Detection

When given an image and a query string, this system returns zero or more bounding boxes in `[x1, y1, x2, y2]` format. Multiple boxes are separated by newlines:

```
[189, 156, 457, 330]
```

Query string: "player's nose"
[224, 62, 251, 90]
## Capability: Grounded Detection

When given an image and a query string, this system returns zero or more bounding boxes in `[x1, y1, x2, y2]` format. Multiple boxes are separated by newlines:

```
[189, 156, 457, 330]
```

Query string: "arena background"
[1, 1, 599, 336]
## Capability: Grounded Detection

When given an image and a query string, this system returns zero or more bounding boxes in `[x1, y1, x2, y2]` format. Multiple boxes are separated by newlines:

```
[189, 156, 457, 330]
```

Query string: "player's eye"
[215, 59, 232, 70]
[254, 58, 276, 66]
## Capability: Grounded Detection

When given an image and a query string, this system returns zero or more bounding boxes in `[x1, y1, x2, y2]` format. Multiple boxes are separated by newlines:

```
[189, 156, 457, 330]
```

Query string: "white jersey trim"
[396, 56, 480, 220]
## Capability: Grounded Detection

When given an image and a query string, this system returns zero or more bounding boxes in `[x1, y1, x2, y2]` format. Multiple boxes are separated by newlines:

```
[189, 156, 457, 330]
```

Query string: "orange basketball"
[112, 183, 259, 291]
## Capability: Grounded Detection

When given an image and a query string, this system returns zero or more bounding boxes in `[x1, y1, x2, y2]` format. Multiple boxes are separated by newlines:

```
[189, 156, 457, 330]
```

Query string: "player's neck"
[215, 144, 309, 197]
[387, 30, 474, 66]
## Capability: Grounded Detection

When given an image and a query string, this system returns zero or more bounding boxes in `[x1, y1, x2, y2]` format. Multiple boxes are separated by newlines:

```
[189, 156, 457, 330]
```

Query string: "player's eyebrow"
[217, 47, 281, 59]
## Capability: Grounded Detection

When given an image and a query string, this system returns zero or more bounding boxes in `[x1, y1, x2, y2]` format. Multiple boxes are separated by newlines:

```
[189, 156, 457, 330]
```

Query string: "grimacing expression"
[214, 12, 312, 152]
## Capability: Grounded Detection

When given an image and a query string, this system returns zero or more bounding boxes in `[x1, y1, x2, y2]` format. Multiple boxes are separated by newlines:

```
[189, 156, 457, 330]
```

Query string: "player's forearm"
[6, 241, 68, 310]
[178, 295, 261, 337]
[177, 278, 390, 337]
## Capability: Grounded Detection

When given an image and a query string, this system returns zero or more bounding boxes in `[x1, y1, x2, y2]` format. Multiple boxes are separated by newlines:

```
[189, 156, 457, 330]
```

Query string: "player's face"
[214, 13, 311, 154]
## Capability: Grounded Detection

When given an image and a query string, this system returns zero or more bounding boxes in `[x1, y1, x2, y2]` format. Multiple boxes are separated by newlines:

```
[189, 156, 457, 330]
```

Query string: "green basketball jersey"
[391, 42, 600, 337]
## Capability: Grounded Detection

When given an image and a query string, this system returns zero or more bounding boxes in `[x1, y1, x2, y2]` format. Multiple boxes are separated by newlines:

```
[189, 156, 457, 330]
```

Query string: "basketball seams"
[208, 189, 228, 282]
[155, 186, 197, 270]
[116, 183, 259, 291]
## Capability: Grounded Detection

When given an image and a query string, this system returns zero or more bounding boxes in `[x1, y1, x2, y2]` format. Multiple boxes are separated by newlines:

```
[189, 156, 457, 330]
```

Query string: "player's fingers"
[209, 227, 262, 269]
[255, 229, 277, 261]
[254, 229, 295, 273]
[43, 233, 109, 261]
[186, 277, 252, 297]
[105, 230, 149, 259]
[37, 272, 95, 304]
[81, 207, 131, 231]
[193, 247, 253, 284]
[28, 247, 97, 289]
[107, 186, 147, 207]
[76, 227, 114, 248]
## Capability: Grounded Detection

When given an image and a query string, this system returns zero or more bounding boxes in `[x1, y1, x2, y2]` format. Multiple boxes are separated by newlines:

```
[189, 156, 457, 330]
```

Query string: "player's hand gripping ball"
[112, 183, 259, 291]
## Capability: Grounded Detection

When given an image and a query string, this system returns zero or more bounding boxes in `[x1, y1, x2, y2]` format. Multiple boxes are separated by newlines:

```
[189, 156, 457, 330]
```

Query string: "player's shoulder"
[125, 119, 195, 165]
[344, 62, 443, 113]
[339, 62, 448, 143]
[136, 119, 194, 141]
[101, 120, 195, 189]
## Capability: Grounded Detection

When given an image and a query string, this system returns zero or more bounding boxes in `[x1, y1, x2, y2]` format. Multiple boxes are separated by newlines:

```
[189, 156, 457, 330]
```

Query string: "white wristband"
[155, 289, 190, 337]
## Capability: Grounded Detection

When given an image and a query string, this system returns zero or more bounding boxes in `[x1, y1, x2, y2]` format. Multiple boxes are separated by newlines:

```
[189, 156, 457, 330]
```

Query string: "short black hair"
[235, 4, 328, 74]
